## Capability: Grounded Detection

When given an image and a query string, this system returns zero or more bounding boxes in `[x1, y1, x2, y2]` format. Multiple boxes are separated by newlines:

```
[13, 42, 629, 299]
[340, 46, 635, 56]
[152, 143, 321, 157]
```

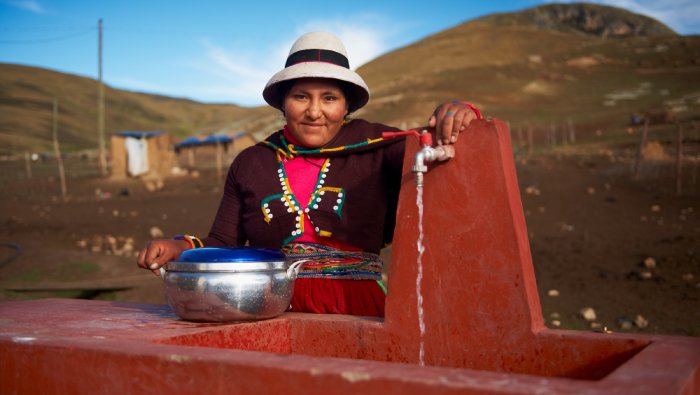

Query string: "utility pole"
[97, 18, 107, 176]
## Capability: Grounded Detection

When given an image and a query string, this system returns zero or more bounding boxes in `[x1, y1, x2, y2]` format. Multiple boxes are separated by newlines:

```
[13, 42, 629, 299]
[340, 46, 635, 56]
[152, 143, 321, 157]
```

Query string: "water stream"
[416, 184, 426, 367]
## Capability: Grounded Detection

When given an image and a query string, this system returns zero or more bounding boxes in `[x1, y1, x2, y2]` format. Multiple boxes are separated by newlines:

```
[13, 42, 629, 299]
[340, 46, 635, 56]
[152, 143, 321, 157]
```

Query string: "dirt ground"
[0, 147, 698, 337]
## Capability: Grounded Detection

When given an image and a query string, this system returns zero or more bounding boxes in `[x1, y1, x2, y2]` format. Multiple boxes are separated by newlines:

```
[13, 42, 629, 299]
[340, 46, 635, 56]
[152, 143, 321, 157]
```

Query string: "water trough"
[1, 119, 698, 394]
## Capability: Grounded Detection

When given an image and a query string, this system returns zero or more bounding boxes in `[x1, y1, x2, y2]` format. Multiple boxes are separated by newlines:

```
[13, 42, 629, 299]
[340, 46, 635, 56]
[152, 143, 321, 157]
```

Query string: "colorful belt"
[282, 242, 383, 280]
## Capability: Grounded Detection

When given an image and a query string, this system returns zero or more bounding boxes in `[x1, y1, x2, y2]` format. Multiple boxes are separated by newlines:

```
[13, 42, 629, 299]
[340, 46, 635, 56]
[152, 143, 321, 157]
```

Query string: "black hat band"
[285, 49, 349, 69]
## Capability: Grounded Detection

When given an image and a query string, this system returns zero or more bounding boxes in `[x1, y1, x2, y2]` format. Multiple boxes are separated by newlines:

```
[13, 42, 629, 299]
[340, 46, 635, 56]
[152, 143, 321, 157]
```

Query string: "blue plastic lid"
[178, 247, 285, 263]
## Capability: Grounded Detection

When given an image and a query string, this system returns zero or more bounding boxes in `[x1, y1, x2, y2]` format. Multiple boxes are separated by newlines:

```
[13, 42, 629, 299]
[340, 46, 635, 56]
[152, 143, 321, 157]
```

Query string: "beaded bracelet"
[452, 100, 482, 120]
[173, 234, 203, 249]
[463, 102, 483, 120]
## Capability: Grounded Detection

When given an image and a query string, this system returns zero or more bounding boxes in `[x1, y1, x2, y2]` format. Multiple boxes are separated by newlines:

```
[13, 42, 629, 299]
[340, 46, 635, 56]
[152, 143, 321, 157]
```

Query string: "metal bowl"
[162, 247, 303, 322]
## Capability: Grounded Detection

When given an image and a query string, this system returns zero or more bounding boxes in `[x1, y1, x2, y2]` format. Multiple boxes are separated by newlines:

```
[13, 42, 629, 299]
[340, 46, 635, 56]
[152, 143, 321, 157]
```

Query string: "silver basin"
[162, 247, 303, 322]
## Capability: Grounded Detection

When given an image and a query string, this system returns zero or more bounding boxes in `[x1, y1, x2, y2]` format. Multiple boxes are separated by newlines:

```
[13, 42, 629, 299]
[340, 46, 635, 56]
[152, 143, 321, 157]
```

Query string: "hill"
[1, 2, 698, 156]
[0, 64, 278, 156]
[356, 3, 699, 132]
[479, 2, 677, 38]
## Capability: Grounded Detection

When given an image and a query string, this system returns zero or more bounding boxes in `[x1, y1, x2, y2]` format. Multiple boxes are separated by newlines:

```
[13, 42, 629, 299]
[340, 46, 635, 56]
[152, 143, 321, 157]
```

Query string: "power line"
[0, 27, 95, 44]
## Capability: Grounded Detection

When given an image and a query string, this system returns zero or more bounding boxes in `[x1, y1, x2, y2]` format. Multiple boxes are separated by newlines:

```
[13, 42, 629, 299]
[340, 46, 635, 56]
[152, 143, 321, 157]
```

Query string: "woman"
[137, 32, 481, 317]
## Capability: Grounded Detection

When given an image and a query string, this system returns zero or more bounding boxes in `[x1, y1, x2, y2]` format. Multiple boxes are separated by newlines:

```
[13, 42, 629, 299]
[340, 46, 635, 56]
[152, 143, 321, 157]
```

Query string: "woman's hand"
[136, 239, 191, 276]
[428, 101, 481, 145]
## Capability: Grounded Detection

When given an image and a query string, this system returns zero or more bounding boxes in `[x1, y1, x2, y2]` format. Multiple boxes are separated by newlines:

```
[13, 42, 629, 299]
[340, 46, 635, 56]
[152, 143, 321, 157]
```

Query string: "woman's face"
[283, 78, 348, 148]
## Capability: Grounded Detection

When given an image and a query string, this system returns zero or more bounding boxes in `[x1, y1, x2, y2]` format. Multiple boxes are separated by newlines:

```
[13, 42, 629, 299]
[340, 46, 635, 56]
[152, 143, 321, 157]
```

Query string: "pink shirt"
[283, 128, 361, 251]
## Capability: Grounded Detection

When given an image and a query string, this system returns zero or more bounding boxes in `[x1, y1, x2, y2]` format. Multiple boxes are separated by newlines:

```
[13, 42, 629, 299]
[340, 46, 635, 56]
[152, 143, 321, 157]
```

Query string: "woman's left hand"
[428, 101, 481, 145]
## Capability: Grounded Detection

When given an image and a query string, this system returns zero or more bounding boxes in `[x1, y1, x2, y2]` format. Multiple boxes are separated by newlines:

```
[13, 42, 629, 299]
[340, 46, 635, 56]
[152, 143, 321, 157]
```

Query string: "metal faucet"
[382, 129, 455, 187]
[411, 130, 455, 187]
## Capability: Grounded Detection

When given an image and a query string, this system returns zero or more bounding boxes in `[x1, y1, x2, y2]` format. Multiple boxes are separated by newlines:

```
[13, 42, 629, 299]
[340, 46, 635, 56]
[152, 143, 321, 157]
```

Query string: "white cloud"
[187, 38, 282, 105]
[539, 0, 700, 34]
[294, 15, 396, 68]
[185, 14, 400, 105]
[201, 39, 272, 81]
[111, 73, 260, 105]
[109, 77, 173, 97]
[6, 0, 45, 13]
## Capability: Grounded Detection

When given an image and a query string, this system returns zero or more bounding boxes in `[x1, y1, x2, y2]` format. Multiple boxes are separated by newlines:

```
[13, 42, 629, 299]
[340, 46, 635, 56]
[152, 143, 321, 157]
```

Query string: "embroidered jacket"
[202, 119, 405, 254]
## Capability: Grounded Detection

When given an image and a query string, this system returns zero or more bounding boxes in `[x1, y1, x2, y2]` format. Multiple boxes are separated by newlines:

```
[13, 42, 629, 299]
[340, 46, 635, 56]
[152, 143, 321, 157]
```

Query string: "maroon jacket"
[202, 119, 405, 254]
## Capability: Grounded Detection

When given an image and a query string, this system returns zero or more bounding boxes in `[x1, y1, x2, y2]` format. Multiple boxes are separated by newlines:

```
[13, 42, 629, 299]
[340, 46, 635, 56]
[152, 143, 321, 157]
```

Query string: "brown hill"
[0, 64, 278, 156]
[356, 4, 699, 132]
[1, 2, 698, 156]
[480, 2, 677, 38]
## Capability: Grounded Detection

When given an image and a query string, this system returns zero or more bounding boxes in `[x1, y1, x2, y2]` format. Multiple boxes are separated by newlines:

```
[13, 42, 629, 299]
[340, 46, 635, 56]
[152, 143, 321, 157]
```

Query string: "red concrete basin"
[1, 298, 696, 394]
[154, 314, 648, 380]
[1, 119, 698, 394]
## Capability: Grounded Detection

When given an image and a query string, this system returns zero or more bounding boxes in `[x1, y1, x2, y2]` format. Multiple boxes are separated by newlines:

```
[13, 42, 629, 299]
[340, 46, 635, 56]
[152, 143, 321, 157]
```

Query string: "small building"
[230, 131, 257, 155]
[110, 131, 176, 179]
[174, 132, 256, 172]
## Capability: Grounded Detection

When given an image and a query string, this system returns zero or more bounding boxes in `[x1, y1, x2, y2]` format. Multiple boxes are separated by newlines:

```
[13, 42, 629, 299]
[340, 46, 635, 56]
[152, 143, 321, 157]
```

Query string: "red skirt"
[289, 278, 385, 317]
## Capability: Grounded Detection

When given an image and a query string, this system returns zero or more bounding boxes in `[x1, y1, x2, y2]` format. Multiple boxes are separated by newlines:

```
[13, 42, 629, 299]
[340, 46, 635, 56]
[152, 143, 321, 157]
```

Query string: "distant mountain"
[0, 64, 278, 155]
[356, 2, 697, 131]
[479, 2, 676, 38]
[1, 2, 697, 156]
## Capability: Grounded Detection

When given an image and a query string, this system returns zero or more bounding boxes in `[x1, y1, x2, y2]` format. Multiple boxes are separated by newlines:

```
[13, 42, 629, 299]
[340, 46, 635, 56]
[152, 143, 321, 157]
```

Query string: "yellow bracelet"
[173, 235, 194, 249]
[186, 234, 204, 248]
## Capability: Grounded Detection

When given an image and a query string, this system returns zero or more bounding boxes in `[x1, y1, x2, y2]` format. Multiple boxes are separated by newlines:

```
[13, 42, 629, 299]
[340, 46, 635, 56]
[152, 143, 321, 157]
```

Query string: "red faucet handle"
[381, 130, 420, 139]
[419, 132, 433, 147]
[382, 129, 434, 147]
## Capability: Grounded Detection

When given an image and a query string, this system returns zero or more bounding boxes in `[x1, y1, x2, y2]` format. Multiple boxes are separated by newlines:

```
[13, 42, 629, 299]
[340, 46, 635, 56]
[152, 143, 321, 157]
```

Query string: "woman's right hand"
[136, 239, 191, 276]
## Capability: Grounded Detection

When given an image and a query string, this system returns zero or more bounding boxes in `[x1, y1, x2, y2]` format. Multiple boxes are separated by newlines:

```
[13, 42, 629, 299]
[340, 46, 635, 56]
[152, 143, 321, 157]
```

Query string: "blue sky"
[1, 0, 697, 106]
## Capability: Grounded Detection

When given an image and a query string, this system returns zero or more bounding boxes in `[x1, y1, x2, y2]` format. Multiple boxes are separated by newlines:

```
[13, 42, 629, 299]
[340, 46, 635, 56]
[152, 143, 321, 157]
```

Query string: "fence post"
[516, 124, 525, 153]
[675, 123, 683, 196]
[52, 99, 67, 198]
[24, 151, 32, 180]
[187, 148, 196, 168]
[567, 118, 576, 143]
[215, 141, 223, 179]
[633, 117, 649, 180]
[693, 122, 699, 188]
[561, 126, 568, 146]
[549, 121, 557, 148]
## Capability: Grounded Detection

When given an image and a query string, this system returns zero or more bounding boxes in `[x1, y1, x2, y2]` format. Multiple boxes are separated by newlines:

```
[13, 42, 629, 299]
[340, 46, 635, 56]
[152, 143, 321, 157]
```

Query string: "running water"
[415, 184, 426, 367]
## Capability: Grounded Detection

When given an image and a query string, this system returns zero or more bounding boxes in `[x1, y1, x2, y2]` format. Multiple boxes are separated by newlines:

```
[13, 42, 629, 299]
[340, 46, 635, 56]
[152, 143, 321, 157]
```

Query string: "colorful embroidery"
[313, 186, 344, 217]
[261, 133, 386, 159]
[260, 194, 282, 223]
[283, 242, 382, 280]
[305, 161, 345, 220]
[259, 151, 348, 245]
[271, 152, 304, 245]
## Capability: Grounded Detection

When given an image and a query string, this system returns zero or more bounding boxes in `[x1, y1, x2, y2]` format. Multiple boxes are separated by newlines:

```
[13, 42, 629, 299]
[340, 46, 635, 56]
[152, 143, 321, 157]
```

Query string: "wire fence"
[509, 119, 700, 196]
[2, 120, 698, 196]
[0, 147, 238, 186]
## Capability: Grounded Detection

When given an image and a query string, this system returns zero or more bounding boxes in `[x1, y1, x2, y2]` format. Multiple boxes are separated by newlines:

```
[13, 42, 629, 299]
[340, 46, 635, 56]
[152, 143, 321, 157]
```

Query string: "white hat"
[263, 32, 370, 113]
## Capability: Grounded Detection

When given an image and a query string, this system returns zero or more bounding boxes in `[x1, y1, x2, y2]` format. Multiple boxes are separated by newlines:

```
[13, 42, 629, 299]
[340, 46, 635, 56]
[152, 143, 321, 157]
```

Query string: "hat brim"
[263, 62, 370, 113]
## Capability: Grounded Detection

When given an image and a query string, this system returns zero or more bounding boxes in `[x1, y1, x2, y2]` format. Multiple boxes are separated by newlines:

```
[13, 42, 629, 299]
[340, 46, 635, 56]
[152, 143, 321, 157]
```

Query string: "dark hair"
[278, 78, 354, 115]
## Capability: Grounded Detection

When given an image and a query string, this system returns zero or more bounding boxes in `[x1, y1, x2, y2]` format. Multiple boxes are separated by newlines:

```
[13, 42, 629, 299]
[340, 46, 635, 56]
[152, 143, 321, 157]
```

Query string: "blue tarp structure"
[114, 131, 164, 139]
[175, 136, 202, 148]
[174, 134, 236, 150]
[202, 134, 233, 145]
[173, 132, 254, 174]
[231, 132, 247, 140]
